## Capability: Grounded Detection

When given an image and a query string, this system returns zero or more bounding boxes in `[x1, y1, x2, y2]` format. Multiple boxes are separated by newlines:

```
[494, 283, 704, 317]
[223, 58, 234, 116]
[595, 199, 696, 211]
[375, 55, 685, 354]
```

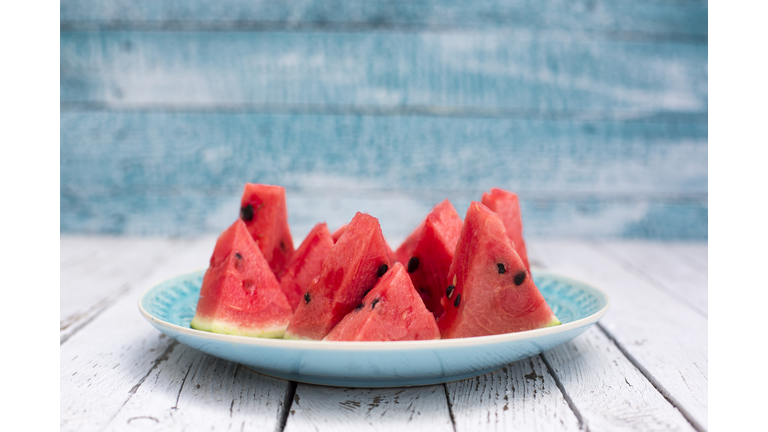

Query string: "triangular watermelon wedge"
[324, 263, 440, 341]
[279, 222, 334, 311]
[396, 200, 463, 319]
[395, 219, 425, 266]
[482, 188, 530, 273]
[240, 183, 295, 278]
[333, 222, 398, 264]
[283, 212, 391, 340]
[191, 220, 294, 338]
[330, 224, 347, 243]
[438, 202, 560, 339]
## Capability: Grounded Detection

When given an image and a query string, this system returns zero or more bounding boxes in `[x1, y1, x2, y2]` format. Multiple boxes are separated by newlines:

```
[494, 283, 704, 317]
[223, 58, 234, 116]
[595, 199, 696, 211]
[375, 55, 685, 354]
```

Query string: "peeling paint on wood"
[445, 355, 581, 431]
[531, 240, 708, 430]
[285, 385, 454, 432]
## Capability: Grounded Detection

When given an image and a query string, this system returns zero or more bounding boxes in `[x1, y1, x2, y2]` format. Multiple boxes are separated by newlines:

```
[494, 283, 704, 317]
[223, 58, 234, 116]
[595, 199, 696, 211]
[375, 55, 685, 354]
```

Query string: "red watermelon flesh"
[395, 219, 424, 266]
[400, 200, 463, 319]
[240, 183, 295, 278]
[438, 202, 560, 339]
[283, 212, 391, 340]
[334, 222, 398, 266]
[331, 224, 347, 243]
[324, 263, 440, 341]
[481, 188, 530, 273]
[191, 220, 294, 338]
[279, 222, 335, 311]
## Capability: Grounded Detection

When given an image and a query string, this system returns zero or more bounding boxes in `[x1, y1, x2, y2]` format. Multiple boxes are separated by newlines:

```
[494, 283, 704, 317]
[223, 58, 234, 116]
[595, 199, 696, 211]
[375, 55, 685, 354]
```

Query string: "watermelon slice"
[190, 220, 294, 338]
[330, 224, 347, 243]
[283, 212, 391, 340]
[481, 188, 530, 273]
[324, 263, 440, 341]
[395, 220, 425, 266]
[240, 183, 295, 278]
[396, 200, 463, 319]
[279, 222, 334, 311]
[333, 222, 398, 265]
[438, 202, 560, 339]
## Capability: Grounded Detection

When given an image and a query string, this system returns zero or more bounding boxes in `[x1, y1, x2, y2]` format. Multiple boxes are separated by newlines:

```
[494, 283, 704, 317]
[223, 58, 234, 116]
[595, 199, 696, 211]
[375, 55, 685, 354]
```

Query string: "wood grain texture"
[60, 111, 707, 239]
[60, 31, 707, 113]
[285, 384, 454, 432]
[60, 236, 217, 431]
[60, 0, 707, 40]
[60, 235, 216, 343]
[445, 355, 581, 432]
[598, 241, 707, 316]
[61, 236, 187, 340]
[106, 343, 291, 431]
[542, 327, 695, 432]
[61, 296, 176, 431]
[531, 240, 708, 430]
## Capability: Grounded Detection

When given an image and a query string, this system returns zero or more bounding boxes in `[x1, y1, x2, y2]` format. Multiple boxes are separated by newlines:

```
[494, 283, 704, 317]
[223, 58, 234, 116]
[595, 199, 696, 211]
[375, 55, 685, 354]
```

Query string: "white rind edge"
[138, 268, 611, 352]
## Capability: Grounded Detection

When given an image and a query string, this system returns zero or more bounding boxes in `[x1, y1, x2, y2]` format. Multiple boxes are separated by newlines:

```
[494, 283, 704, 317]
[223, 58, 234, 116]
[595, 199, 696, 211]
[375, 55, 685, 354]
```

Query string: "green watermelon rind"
[282, 333, 312, 341]
[190, 315, 289, 339]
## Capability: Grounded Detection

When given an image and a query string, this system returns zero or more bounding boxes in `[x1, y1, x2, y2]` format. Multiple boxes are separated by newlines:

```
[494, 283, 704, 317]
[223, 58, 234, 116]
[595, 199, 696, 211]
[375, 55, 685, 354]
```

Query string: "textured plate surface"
[139, 269, 610, 387]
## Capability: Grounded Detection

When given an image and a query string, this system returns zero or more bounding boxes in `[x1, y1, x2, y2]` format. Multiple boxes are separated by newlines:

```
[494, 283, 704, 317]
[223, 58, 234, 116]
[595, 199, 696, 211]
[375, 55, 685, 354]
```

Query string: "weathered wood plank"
[60, 31, 708, 113]
[445, 355, 581, 432]
[60, 236, 218, 431]
[531, 240, 708, 430]
[598, 241, 707, 316]
[60, 111, 708, 239]
[59, 112, 708, 193]
[61, 237, 186, 338]
[60, 0, 707, 38]
[61, 301, 176, 430]
[284, 384, 453, 432]
[542, 327, 696, 432]
[666, 243, 708, 272]
[60, 235, 215, 343]
[105, 343, 291, 431]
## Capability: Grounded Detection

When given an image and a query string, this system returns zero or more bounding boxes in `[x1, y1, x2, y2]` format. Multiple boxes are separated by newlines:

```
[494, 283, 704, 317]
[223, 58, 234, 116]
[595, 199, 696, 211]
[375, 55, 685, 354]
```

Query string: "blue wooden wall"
[60, 0, 708, 241]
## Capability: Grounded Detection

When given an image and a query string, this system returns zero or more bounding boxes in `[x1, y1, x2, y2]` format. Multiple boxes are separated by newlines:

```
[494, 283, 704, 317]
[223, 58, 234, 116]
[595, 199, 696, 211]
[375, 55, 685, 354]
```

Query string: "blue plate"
[139, 269, 609, 387]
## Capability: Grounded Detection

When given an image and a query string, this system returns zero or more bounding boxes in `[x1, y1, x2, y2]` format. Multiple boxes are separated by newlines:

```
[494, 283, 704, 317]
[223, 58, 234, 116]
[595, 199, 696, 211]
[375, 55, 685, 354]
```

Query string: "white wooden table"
[60, 236, 707, 431]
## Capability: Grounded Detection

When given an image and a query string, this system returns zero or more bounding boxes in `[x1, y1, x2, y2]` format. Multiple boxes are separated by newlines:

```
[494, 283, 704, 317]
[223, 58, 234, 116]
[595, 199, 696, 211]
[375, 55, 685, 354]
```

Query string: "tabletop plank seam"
[59, 283, 130, 345]
[441, 383, 458, 432]
[591, 241, 707, 318]
[59, 101, 709, 124]
[58, 21, 708, 45]
[596, 323, 706, 432]
[60, 240, 195, 345]
[539, 354, 586, 430]
[277, 381, 298, 432]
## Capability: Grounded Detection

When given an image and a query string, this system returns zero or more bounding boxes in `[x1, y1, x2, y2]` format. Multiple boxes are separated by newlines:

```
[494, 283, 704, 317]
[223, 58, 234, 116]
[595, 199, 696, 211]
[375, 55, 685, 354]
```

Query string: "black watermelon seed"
[304, 292, 311, 304]
[514, 271, 526, 286]
[454, 293, 461, 308]
[280, 241, 286, 252]
[240, 204, 254, 221]
[407, 257, 420, 273]
[235, 252, 243, 260]
[446, 285, 455, 299]
[356, 302, 364, 311]
[377, 264, 388, 278]
[497, 263, 506, 274]
[371, 298, 380, 309]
